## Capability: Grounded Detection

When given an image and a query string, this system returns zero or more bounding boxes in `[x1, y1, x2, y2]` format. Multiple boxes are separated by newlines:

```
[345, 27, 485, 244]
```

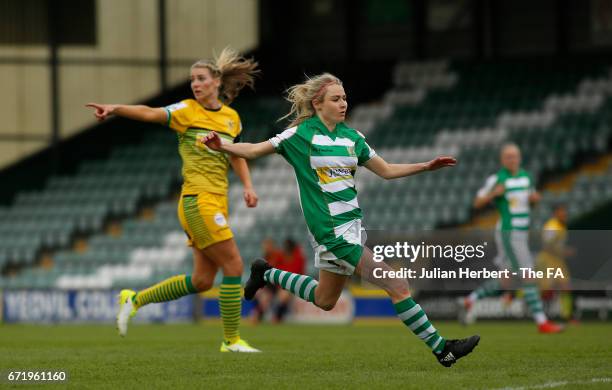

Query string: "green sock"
[132, 274, 197, 309]
[264, 268, 318, 303]
[394, 297, 446, 354]
[219, 276, 242, 344]
[560, 292, 573, 321]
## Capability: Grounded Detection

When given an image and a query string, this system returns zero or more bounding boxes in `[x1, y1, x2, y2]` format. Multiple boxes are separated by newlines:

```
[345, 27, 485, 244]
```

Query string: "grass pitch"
[1, 321, 611, 389]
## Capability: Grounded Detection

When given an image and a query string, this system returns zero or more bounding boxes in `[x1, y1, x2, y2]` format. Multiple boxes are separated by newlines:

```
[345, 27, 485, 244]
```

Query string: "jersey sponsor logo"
[311, 145, 337, 154]
[316, 167, 353, 184]
[328, 167, 352, 178]
[166, 102, 188, 112]
[506, 190, 529, 214]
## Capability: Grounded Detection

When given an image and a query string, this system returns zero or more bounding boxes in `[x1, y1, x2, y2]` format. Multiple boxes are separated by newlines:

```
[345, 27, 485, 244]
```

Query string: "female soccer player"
[462, 143, 563, 333]
[86, 48, 261, 352]
[202, 73, 480, 366]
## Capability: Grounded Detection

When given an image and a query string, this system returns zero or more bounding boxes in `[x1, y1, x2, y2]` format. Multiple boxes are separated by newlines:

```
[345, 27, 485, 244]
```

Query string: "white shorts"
[312, 220, 367, 276]
[493, 230, 534, 271]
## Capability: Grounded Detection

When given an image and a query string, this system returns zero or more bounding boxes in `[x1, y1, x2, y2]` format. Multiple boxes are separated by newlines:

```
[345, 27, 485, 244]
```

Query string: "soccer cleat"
[538, 321, 564, 334]
[458, 297, 476, 326]
[116, 289, 137, 337]
[244, 259, 271, 301]
[220, 339, 261, 353]
[434, 335, 480, 367]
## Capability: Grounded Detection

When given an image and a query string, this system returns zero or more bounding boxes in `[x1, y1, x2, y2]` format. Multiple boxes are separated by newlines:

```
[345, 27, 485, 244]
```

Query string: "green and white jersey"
[268, 116, 376, 248]
[477, 168, 535, 231]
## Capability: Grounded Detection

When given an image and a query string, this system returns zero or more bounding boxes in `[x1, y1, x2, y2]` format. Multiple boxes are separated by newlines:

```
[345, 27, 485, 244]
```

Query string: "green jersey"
[268, 116, 376, 248]
[478, 168, 535, 231]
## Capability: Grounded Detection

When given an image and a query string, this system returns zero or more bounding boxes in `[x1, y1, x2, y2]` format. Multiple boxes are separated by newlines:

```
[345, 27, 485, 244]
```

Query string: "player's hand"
[244, 187, 258, 208]
[491, 184, 505, 197]
[529, 191, 541, 203]
[202, 131, 224, 151]
[85, 103, 116, 121]
[425, 156, 457, 171]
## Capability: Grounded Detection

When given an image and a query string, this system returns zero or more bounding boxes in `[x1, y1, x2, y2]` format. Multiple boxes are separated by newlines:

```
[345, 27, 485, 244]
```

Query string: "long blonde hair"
[280, 73, 343, 127]
[191, 47, 260, 104]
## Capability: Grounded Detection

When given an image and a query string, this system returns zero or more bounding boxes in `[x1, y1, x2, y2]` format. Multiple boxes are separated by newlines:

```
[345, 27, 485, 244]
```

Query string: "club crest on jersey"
[227, 119, 235, 131]
[346, 146, 356, 157]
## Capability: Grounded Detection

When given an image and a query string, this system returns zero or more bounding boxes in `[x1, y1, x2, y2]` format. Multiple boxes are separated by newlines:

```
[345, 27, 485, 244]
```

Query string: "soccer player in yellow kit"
[536, 203, 576, 322]
[86, 48, 261, 352]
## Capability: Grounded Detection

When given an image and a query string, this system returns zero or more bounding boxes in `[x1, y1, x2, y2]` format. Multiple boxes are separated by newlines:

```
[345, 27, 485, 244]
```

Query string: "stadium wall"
[3, 289, 611, 323]
[0, 0, 258, 170]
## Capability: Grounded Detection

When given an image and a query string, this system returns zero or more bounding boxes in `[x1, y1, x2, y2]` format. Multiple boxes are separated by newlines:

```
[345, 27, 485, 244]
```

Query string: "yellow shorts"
[177, 192, 233, 249]
[536, 252, 571, 290]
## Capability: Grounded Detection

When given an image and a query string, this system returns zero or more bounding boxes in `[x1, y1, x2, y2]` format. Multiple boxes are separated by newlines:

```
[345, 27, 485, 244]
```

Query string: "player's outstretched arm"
[202, 131, 275, 160]
[85, 103, 167, 124]
[473, 184, 504, 209]
[364, 155, 456, 180]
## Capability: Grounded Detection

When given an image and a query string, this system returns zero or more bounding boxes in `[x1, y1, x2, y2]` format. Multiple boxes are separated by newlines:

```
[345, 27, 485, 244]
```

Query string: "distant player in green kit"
[203, 73, 480, 367]
[461, 143, 563, 333]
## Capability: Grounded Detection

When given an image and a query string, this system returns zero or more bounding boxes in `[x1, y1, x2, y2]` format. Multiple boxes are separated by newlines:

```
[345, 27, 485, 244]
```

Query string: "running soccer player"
[461, 143, 563, 333]
[536, 203, 576, 323]
[86, 48, 261, 352]
[203, 73, 480, 367]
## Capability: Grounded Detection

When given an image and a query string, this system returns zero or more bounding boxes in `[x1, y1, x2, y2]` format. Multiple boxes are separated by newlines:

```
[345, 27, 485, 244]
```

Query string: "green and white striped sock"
[523, 284, 547, 324]
[394, 297, 446, 354]
[263, 268, 318, 303]
[469, 279, 502, 303]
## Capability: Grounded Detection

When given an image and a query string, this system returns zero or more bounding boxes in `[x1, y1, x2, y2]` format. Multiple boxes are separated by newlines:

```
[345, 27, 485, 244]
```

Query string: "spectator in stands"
[283, 238, 306, 276]
[251, 238, 306, 323]
[251, 238, 285, 323]
[273, 238, 307, 321]
[86, 47, 261, 352]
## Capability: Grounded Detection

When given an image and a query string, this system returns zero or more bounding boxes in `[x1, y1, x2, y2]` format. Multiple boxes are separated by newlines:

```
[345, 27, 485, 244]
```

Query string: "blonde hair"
[280, 73, 343, 127]
[191, 47, 260, 104]
[500, 142, 521, 155]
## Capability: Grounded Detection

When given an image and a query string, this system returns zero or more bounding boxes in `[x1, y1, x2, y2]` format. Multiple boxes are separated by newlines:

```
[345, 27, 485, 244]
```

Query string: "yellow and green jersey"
[164, 99, 242, 195]
[541, 217, 567, 258]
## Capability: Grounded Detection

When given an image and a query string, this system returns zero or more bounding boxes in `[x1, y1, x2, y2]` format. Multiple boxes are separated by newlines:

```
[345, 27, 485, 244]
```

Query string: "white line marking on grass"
[493, 377, 612, 390]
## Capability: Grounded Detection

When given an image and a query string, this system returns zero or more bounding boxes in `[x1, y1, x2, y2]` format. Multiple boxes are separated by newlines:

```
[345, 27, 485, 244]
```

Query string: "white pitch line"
[493, 377, 612, 390]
